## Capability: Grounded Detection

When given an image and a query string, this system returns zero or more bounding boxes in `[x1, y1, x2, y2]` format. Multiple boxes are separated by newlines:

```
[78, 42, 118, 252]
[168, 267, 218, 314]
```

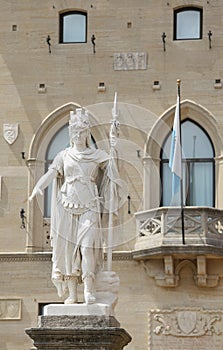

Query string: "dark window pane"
[174, 8, 202, 40]
[189, 162, 213, 206]
[161, 120, 214, 207]
[63, 14, 86, 42]
[162, 120, 214, 159]
[60, 12, 87, 43]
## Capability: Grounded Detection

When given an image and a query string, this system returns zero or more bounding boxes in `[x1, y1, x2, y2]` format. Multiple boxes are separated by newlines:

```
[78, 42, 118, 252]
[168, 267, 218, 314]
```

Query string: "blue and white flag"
[169, 95, 182, 203]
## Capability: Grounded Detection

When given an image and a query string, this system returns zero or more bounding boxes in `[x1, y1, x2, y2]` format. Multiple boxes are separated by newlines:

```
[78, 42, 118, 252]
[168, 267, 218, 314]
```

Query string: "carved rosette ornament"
[3, 123, 19, 144]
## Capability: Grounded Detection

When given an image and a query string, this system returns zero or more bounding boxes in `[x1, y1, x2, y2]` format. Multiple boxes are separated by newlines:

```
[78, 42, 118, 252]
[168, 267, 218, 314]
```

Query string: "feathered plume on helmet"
[69, 108, 90, 131]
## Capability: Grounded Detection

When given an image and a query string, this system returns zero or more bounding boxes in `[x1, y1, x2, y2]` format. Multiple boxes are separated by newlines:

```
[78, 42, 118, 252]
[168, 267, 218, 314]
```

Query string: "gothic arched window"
[44, 124, 69, 217]
[161, 119, 215, 207]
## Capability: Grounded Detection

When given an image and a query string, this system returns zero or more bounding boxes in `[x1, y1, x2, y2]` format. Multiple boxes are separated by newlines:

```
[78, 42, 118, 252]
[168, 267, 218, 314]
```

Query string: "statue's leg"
[64, 276, 78, 304]
[83, 275, 96, 304]
[81, 247, 96, 304]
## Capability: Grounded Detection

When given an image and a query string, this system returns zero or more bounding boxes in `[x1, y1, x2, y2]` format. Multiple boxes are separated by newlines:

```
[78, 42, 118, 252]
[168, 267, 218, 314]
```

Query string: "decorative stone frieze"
[0, 253, 51, 262]
[149, 308, 223, 349]
[114, 52, 147, 70]
[0, 252, 133, 263]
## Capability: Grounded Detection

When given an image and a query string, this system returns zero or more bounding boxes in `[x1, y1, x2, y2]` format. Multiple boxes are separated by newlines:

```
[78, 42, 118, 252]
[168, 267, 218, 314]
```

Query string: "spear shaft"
[107, 92, 119, 271]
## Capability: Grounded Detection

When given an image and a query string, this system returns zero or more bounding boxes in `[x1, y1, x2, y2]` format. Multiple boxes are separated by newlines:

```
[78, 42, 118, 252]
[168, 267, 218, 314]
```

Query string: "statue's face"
[71, 129, 89, 146]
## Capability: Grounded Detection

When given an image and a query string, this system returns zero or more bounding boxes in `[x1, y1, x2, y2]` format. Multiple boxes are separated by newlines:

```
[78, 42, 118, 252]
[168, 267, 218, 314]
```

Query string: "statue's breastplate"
[60, 158, 99, 214]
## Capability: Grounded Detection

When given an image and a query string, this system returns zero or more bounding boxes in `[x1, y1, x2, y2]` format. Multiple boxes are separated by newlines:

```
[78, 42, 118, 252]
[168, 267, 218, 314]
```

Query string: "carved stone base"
[25, 304, 131, 350]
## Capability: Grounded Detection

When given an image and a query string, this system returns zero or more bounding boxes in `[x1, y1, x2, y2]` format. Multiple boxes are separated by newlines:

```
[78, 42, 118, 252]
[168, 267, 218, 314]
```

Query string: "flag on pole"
[169, 95, 182, 203]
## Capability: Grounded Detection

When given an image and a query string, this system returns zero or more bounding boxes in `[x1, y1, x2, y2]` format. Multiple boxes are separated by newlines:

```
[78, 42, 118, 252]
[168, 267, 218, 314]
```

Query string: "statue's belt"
[64, 175, 95, 184]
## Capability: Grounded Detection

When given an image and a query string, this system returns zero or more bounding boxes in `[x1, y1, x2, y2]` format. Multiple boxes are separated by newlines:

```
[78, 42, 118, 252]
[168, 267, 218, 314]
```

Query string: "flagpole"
[177, 79, 185, 245]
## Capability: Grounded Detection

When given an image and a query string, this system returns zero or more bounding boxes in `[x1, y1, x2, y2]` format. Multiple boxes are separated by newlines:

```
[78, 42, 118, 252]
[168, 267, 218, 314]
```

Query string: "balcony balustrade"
[134, 207, 223, 256]
[133, 207, 223, 287]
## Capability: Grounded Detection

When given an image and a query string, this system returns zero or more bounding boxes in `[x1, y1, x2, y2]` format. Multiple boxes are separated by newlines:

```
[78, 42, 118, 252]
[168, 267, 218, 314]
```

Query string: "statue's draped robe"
[49, 146, 125, 297]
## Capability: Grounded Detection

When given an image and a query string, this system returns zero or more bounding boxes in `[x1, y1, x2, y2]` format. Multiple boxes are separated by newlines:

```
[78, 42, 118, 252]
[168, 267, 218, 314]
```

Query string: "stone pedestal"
[25, 304, 131, 350]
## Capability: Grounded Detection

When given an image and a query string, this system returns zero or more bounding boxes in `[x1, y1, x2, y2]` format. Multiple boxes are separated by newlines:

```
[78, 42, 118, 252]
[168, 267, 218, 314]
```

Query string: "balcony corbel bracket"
[196, 256, 219, 287]
[141, 255, 219, 288]
[142, 256, 179, 287]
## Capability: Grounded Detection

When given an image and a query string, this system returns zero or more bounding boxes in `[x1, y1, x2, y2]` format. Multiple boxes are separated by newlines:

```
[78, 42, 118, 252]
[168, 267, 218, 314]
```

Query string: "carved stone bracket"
[142, 255, 219, 288]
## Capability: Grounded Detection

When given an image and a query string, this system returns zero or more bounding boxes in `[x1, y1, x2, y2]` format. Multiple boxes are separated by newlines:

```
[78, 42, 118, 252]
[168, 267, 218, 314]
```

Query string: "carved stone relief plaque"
[114, 52, 147, 70]
[0, 299, 22, 320]
[149, 308, 223, 349]
[3, 123, 19, 144]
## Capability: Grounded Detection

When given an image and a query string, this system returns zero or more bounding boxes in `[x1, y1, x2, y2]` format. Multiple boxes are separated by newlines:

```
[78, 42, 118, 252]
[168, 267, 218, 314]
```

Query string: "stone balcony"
[133, 207, 223, 287]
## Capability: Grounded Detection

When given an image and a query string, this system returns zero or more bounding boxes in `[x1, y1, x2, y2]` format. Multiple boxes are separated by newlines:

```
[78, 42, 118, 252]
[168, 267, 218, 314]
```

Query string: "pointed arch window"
[44, 124, 69, 217]
[161, 120, 215, 207]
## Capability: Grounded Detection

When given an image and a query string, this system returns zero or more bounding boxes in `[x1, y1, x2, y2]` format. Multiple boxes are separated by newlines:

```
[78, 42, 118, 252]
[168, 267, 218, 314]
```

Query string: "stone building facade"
[1, 1, 223, 349]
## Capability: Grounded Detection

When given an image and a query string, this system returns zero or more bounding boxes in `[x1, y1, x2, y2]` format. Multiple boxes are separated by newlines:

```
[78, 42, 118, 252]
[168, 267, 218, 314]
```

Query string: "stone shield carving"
[177, 311, 197, 334]
[0, 299, 22, 320]
[3, 123, 19, 144]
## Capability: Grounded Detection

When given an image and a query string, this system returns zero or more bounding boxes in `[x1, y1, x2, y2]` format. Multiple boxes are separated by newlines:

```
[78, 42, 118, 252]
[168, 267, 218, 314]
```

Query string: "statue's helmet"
[69, 108, 91, 146]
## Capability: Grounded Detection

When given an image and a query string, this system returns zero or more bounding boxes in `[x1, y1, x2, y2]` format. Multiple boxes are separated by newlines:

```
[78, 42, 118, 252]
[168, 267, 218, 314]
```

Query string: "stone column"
[143, 156, 160, 210]
[25, 304, 131, 350]
[215, 155, 223, 208]
[26, 158, 44, 253]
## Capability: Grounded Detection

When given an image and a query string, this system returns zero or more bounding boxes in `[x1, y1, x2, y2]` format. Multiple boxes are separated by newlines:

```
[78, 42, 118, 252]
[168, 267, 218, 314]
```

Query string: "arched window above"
[161, 120, 215, 207]
[174, 7, 203, 40]
[59, 11, 87, 43]
[44, 124, 69, 217]
[46, 124, 70, 161]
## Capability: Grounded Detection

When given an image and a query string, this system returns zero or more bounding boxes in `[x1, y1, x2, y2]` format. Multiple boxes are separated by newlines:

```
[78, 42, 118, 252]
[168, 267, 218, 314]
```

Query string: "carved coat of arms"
[3, 123, 19, 144]
[177, 311, 197, 334]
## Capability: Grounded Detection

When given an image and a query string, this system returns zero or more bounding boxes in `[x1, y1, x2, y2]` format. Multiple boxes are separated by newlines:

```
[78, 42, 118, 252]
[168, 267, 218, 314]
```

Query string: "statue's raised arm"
[29, 168, 57, 201]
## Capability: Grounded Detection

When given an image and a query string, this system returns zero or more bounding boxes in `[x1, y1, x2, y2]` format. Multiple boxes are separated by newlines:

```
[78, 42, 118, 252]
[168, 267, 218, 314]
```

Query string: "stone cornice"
[0, 252, 52, 262]
[107, 252, 133, 261]
[0, 251, 133, 262]
[132, 245, 223, 260]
